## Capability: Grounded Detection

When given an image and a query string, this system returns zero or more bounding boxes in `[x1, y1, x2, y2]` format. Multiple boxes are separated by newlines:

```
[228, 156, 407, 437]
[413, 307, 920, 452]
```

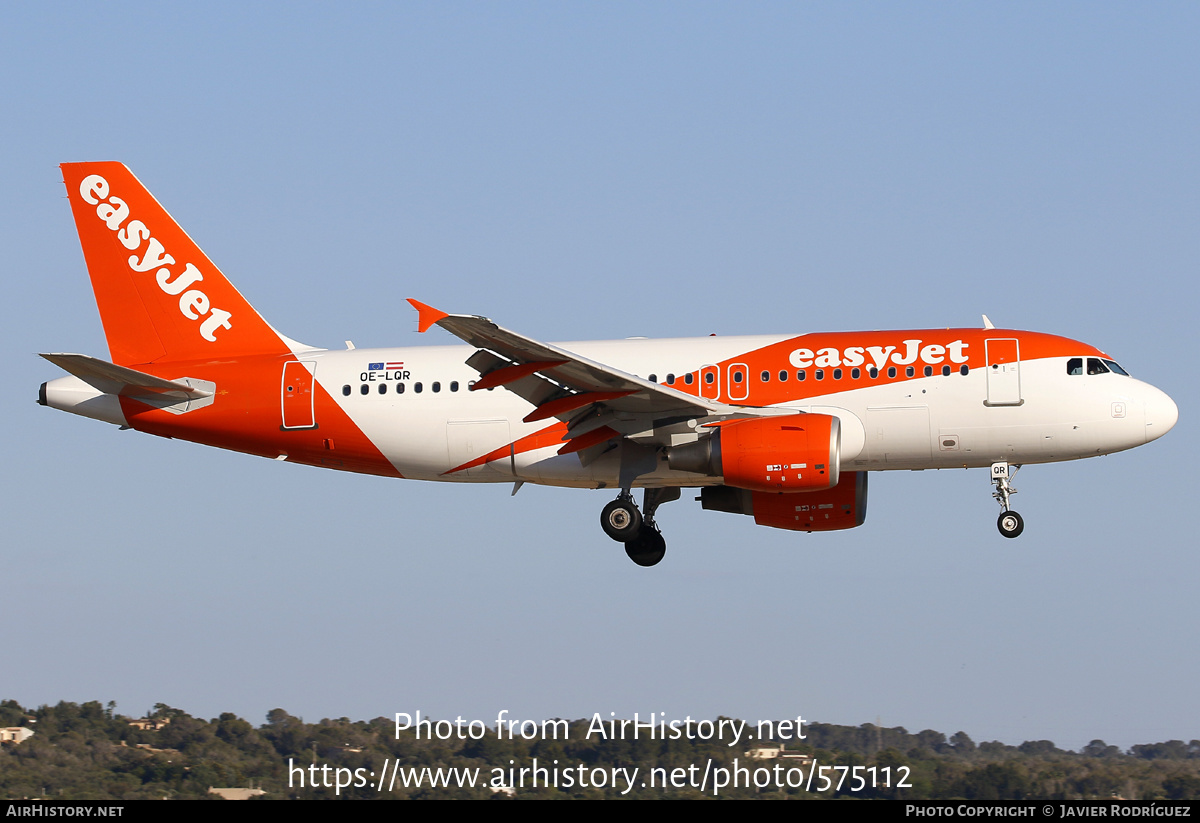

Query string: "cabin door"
[984, 339, 1022, 406]
[281, 360, 317, 429]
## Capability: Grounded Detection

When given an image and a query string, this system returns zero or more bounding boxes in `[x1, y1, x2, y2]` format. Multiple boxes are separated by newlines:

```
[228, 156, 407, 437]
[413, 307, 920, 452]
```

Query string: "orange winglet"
[557, 426, 620, 455]
[406, 299, 449, 333]
[470, 360, 568, 391]
[523, 390, 636, 423]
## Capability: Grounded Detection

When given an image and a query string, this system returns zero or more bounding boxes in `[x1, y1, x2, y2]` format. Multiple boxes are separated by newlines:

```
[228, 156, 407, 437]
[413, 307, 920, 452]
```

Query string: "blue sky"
[2, 3, 1196, 751]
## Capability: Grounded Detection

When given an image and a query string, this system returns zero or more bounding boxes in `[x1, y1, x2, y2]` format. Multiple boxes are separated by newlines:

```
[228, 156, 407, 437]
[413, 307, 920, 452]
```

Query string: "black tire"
[625, 528, 666, 567]
[601, 498, 642, 542]
[997, 511, 1024, 538]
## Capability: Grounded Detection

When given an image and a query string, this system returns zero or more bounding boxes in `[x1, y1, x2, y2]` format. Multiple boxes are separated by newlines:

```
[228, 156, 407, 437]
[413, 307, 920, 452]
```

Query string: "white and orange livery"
[40, 162, 1179, 566]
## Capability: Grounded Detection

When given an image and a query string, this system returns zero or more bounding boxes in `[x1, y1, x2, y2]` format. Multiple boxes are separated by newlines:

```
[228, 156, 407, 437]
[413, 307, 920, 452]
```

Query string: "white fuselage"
[298, 334, 1173, 488]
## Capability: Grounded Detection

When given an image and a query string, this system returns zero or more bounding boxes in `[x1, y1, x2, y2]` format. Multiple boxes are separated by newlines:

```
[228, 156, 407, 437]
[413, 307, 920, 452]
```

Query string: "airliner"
[39, 162, 1179, 566]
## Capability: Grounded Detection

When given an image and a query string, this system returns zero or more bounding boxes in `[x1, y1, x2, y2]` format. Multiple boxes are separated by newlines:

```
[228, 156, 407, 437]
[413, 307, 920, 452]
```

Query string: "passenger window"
[378, 383, 387, 394]
[759, 370, 769, 382]
[869, 367, 878, 379]
[942, 365, 951, 376]
[342, 385, 351, 396]
[888, 367, 897, 378]
[415, 382, 423, 393]
[684, 373, 694, 385]
[704, 372, 714, 384]
[815, 369, 824, 380]
[833, 368, 842, 379]
[924, 366, 932, 377]
[450, 381, 459, 392]
[397, 382, 405, 394]
[360, 384, 369, 395]
[733, 371, 744, 384]
[648, 374, 657, 383]
[666, 373, 676, 385]
[851, 368, 860, 379]
[960, 365, 969, 376]
[778, 370, 788, 382]
[797, 370, 806, 381]
[905, 366, 914, 377]
[432, 382, 441, 393]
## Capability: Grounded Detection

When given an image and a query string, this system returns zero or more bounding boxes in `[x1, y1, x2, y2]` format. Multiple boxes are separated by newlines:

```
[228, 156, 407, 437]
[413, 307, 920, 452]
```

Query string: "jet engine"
[700, 471, 868, 532]
[667, 413, 840, 493]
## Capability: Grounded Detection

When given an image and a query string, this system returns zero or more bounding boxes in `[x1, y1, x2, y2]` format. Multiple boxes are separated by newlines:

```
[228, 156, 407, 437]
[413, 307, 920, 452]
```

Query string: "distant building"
[208, 787, 267, 800]
[128, 717, 171, 731]
[747, 744, 784, 759]
[0, 727, 34, 744]
[780, 750, 815, 766]
[745, 744, 814, 766]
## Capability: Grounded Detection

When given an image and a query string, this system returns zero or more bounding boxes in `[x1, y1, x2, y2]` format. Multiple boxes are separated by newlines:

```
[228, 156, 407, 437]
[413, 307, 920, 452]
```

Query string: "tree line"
[1, 699, 1197, 799]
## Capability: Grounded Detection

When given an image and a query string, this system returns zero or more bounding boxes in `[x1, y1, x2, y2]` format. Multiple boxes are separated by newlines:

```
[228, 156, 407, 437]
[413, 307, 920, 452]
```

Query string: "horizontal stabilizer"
[39, 353, 212, 401]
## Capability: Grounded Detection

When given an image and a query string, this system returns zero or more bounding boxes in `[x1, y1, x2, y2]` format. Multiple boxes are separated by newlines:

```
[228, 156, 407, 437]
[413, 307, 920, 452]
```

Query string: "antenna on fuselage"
[981, 314, 995, 329]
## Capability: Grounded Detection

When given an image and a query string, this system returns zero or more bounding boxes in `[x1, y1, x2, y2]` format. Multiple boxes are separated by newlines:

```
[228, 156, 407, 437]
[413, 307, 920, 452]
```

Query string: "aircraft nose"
[1144, 386, 1178, 443]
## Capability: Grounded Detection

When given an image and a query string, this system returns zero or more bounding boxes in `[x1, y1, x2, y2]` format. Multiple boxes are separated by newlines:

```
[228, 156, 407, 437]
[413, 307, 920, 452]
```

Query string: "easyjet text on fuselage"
[788, 339, 969, 370]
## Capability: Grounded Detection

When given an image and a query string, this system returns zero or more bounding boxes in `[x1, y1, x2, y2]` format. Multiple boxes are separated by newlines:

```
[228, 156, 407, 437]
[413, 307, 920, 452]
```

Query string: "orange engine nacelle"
[700, 471, 868, 533]
[668, 413, 840, 493]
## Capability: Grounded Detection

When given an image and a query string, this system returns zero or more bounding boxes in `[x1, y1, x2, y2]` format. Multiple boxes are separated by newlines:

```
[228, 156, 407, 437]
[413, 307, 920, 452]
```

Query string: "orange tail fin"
[61, 162, 299, 366]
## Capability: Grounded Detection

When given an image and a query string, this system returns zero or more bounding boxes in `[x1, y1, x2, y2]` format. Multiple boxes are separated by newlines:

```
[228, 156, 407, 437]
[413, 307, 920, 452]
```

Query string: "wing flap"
[524, 390, 637, 423]
[470, 359, 568, 391]
[557, 425, 621, 455]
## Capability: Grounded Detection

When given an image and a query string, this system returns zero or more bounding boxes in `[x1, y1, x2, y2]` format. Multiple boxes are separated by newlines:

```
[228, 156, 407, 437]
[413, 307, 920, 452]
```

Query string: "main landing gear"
[600, 493, 642, 541]
[600, 488, 680, 566]
[991, 462, 1024, 538]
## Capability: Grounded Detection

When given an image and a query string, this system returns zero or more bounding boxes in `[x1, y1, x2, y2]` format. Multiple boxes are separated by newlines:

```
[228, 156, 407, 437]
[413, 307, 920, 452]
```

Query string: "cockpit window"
[1072, 357, 1130, 377]
[1103, 359, 1129, 376]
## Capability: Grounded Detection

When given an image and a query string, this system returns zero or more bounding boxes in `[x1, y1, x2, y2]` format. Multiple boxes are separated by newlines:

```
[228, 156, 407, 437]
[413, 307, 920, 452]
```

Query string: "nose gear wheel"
[990, 462, 1024, 538]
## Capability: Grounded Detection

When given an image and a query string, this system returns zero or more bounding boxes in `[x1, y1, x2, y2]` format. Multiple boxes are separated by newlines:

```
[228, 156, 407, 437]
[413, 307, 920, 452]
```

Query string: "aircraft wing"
[407, 299, 773, 453]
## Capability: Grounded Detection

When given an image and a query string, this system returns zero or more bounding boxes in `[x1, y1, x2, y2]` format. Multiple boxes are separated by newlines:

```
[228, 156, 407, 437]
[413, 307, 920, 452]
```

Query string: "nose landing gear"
[991, 462, 1024, 538]
[997, 510, 1024, 538]
[600, 487, 680, 566]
